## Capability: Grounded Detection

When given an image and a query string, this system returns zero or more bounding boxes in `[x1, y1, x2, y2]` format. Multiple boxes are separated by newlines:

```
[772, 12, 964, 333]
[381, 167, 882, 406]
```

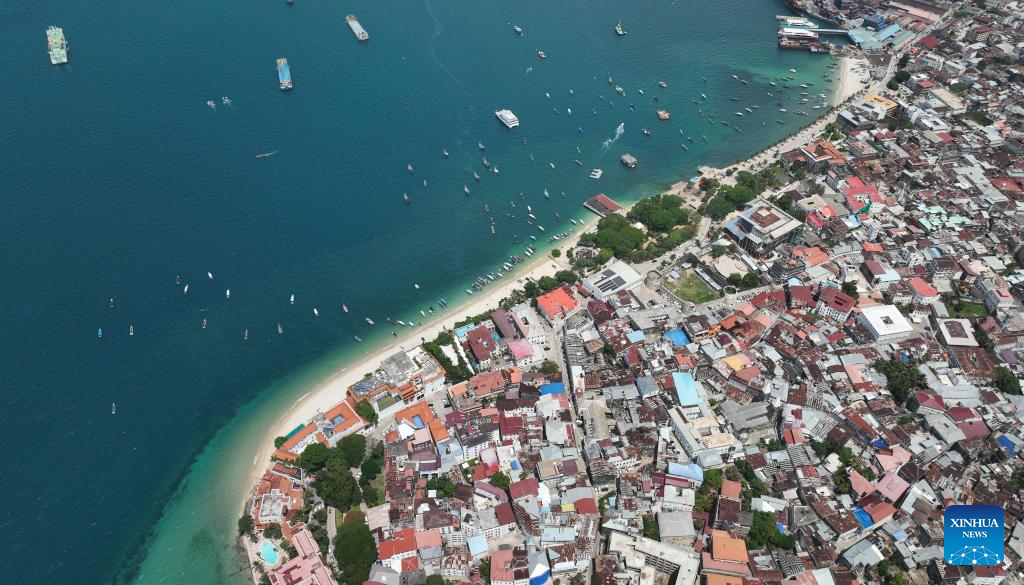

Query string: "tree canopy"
[627, 194, 689, 233]
[337, 434, 367, 468]
[994, 366, 1022, 395]
[333, 520, 377, 585]
[874, 359, 925, 406]
[745, 511, 795, 550]
[489, 471, 511, 490]
[354, 401, 378, 426]
[315, 466, 362, 511]
[539, 360, 560, 375]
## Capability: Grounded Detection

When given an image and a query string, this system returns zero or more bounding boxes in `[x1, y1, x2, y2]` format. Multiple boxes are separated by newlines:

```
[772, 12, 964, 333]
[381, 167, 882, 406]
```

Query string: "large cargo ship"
[277, 58, 293, 90]
[47, 26, 68, 65]
[346, 15, 369, 41]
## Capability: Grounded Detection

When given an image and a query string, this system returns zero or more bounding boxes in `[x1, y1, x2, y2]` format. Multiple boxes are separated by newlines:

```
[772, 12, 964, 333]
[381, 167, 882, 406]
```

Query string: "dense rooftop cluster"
[236, 3, 1024, 585]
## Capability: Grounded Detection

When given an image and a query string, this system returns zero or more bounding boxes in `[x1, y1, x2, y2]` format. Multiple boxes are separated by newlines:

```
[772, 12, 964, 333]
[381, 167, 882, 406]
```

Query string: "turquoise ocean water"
[0, 0, 835, 583]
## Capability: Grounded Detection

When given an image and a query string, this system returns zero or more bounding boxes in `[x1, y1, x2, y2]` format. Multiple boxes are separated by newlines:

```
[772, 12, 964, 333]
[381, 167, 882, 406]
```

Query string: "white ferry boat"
[495, 109, 519, 128]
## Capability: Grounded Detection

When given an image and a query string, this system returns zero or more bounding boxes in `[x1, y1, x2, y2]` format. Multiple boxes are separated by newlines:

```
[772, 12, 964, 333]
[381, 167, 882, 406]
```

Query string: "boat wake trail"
[600, 123, 625, 153]
[423, 0, 474, 113]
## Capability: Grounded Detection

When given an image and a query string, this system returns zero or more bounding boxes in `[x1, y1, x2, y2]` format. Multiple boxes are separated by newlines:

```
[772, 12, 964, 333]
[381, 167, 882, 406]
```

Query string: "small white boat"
[206, 100, 216, 110]
[243, 329, 249, 340]
[442, 148, 449, 157]
[112, 403, 116, 414]
[207, 272, 213, 280]
[354, 336, 362, 342]
[313, 308, 319, 318]
[365, 317, 375, 325]
[478, 141, 485, 150]
[407, 163, 414, 174]
[129, 325, 134, 336]
[420, 310, 427, 317]
[537, 225, 545, 232]
[342, 304, 349, 313]
[466, 289, 474, 295]
[202, 318, 207, 329]
[414, 283, 420, 289]
[549, 162, 555, 169]
[183, 284, 189, 295]
[277, 323, 284, 335]
[290, 294, 295, 304]
[225, 289, 231, 299]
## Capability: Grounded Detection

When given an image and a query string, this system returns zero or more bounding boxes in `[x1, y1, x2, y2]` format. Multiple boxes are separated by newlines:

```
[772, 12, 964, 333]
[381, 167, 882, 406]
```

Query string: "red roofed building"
[378, 528, 419, 571]
[466, 325, 497, 368]
[509, 478, 540, 501]
[816, 287, 856, 322]
[583, 194, 623, 217]
[536, 288, 578, 322]
[907, 277, 939, 304]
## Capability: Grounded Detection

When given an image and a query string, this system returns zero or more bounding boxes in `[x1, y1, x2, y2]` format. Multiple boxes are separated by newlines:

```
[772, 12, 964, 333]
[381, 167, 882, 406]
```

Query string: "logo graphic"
[944, 505, 1004, 565]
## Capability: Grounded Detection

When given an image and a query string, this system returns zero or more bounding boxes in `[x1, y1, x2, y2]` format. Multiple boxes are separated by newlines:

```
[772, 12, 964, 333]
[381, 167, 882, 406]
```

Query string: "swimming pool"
[259, 540, 279, 565]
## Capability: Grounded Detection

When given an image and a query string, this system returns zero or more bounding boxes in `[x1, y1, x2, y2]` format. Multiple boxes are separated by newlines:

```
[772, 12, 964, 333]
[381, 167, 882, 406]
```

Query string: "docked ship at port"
[47, 26, 68, 65]
[495, 109, 519, 128]
[777, 27, 829, 53]
[347, 15, 369, 41]
[277, 58, 293, 90]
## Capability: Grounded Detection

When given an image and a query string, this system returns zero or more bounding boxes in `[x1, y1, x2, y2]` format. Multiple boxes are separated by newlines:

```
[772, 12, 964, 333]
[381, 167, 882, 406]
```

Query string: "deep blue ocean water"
[0, 0, 835, 583]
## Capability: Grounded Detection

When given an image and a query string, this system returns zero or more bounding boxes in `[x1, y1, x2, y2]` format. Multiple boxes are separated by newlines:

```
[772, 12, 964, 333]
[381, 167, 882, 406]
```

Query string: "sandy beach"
[239, 55, 878, 511]
[239, 221, 593, 504]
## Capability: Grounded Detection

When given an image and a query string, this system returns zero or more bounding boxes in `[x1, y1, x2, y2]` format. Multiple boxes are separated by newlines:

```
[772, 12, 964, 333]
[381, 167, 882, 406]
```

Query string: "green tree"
[362, 484, 382, 507]
[274, 436, 287, 449]
[537, 276, 559, 291]
[841, 281, 859, 299]
[479, 559, 491, 582]
[263, 523, 283, 539]
[297, 442, 331, 471]
[711, 245, 729, 258]
[700, 177, 720, 193]
[897, 53, 910, 69]
[427, 476, 457, 497]
[315, 467, 362, 512]
[994, 366, 1022, 395]
[873, 359, 925, 406]
[337, 434, 367, 468]
[741, 272, 761, 289]
[745, 511, 795, 550]
[705, 197, 735, 220]
[333, 521, 377, 585]
[642, 515, 660, 540]
[427, 576, 447, 585]
[551, 248, 561, 258]
[237, 513, 254, 537]
[489, 471, 511, 490]
[539, 360, 560, 375]
[727, 273, 743, 287]
[354, 401, 378, 426]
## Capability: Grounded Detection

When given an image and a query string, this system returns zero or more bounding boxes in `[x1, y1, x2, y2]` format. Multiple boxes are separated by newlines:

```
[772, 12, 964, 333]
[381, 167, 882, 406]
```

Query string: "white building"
[858, 304, 915, 343]
[581, 260, 644, 301]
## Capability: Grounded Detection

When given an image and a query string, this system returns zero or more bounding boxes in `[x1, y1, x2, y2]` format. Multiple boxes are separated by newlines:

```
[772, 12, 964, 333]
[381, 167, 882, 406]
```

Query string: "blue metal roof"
[626, 330, 646, 343]
[667, 461, 703, 482]
[673, 372, 699, 406]
[539, 382, 565, 395]
[666, 329, 690, 347]
[997, 435, 1017, 456]
[877, 23, 902, 41]
[854, 506, 874, 528]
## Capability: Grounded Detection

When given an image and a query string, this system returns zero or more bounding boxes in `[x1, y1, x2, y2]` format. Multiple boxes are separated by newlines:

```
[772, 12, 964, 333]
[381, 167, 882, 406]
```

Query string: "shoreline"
[236, 52, 874, 534]
[238, 223, 593, 511]
[696, 54, 870, 182]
